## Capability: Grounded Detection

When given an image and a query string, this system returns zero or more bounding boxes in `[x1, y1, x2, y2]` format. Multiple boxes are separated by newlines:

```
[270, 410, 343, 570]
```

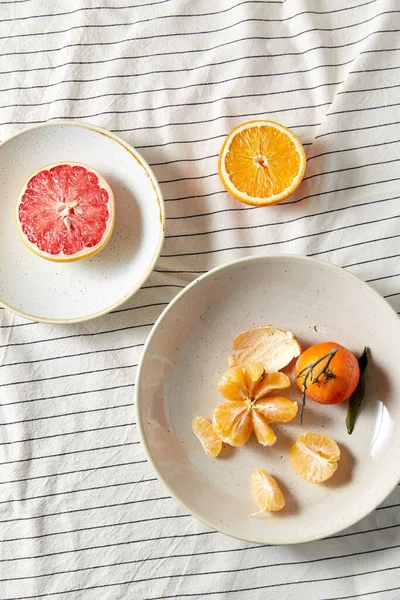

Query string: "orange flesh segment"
[191, 417, 222, 458]
[225, 125, 302, 197]
[212, 401, 252, 447]
[251, 469, 285, 512]
[214, 364, 297, 447]
[290, 432, 340, 483]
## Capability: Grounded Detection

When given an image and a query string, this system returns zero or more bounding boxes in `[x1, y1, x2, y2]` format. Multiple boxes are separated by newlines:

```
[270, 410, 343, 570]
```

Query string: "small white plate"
[136, 255, 400, 545]
[0, 121, 164, 323]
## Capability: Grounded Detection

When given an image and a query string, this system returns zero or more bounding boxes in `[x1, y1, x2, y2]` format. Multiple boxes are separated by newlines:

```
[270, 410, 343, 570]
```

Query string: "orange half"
[218, 120, 306, 206]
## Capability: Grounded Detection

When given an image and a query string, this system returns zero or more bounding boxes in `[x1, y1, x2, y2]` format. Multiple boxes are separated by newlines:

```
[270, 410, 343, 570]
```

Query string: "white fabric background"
[0, 1, 399, 598]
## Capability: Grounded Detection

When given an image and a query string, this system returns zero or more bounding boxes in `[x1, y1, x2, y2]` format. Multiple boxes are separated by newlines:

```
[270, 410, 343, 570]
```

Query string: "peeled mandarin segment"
[191, 416, 222, 458]
[212, 401, 252, 447]
[243, 362, 264, 396]
[254, 396, 298, 423]
[217, 366, 247, 402]
[251, 410, 276, 446]
[251, 469, 285, 512]
[290, 432, 341, 483]
[254, 371, 291, 400]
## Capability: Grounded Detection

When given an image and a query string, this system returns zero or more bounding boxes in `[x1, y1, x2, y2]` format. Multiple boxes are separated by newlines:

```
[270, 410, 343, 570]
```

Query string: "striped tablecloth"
[1, 1, 399, 599]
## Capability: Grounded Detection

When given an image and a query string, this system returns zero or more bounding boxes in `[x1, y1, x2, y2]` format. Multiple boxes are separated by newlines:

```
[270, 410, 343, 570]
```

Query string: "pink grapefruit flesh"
[16, 162, 115, 262]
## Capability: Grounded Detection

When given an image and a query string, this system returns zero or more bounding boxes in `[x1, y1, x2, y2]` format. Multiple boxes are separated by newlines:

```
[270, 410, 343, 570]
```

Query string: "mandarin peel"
[228, 325, 301, 373]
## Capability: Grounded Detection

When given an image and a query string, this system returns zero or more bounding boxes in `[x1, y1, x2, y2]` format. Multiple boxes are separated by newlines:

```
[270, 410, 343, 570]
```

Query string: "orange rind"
[228, 325, 301, 373]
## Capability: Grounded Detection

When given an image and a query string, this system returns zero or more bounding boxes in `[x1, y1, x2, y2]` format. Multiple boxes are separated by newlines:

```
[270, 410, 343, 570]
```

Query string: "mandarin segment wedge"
[191, 416, 222, 458]
[212, 401, 252, 447]
[213, 363, 297, 447]
[290, 432, 340, 483]
[251, 469, 285, 513]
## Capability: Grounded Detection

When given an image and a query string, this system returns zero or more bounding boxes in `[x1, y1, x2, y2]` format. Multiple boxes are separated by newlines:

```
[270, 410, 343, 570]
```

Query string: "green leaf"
[346, 347, 368, 434]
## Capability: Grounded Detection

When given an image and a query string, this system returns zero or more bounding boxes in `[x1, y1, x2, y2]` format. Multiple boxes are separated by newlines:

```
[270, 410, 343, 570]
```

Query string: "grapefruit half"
[16, 161, 115, 262]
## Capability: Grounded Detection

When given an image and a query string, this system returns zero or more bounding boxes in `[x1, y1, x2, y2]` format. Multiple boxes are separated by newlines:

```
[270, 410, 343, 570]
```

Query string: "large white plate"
[0, 121, 164, 323]
[136, 255, 400, 545]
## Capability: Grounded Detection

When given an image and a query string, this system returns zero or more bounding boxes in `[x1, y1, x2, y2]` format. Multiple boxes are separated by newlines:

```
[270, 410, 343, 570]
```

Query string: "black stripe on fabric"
[0, 403, 134, 427]
[3, 563, 400, 599]
[344, 253, 400, 269]
[0, 0, 173, 10]
[0, 422, 136, 447]
[0, 531, 217, 562]
[154, 269, 206, 274]
[161, 152, 400, 186]
[160, 150, 400, 186]
[166, 195, 400, 238]
[322, 586, 400, 600]
[161, 214, 400, 258]
[2, 58, 396, 111]
[309, 234, 400, 258]
[0, 496, 169, 525]
[118, 113, 400, 138]
[316, 119, 400, 139]
[2, 520, 399, 572]
[0, 478, 157, 506]
[141, 284, 185, 289]
[1, 32, 397, 82]
[111, 301, 168, 315]
[307, 139, 400, 163]
[0, 544, 261, 581]
[0, 9, 395, 51]
[1, 18, 399, 88]
[1, 513, 190, 544]
[0, 323, 153, 349]
[2, 540, 399, 587]
[0, 460, 141, 485]
[0, 0, 378, 26]
[0, 382, 136, 408]
[0, 54, 356, 101]
[329, 100, 400, 117]
[3, 49, 396, 100]
[155, 232, 400, 277]
[0, 442, 142, 466]
[167, 175, 400, 217]
[0, 80, 334, 122]
[0, 343, 144, 368]
[0, 363, 137, 388]
[0, 103, 322, 130]
[366, 273, 400, 283]
[384, 292, 400, 298]
[156, 127, 400, 169]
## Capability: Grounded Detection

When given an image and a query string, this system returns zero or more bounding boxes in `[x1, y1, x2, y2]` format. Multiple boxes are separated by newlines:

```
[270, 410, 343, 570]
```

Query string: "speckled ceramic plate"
[136, 255, 400, 545]
[0, 120, 164, 323]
